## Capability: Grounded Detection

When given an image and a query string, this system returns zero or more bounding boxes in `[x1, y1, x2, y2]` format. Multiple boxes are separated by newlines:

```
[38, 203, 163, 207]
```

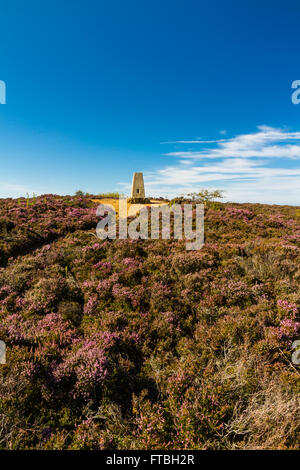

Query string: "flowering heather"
[0, 196, 299, 449]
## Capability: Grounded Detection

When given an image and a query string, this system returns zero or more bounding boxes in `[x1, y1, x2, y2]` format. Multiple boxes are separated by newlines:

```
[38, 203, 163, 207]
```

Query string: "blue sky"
[1, 0, 300, 204]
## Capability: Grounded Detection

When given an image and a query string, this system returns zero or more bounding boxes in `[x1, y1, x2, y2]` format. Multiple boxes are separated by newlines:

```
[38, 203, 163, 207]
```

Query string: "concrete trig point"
[131, 172, 145, 198]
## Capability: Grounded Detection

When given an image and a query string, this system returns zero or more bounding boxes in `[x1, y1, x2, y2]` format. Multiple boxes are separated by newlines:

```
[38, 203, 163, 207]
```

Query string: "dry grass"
[225, 383, 300, 449]
[91, 198, 168, 216]
[215, 345, 300, 449]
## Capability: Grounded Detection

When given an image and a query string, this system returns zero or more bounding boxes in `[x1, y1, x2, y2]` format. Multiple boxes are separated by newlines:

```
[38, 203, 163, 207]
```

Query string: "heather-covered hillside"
[0, 195, 299, 449]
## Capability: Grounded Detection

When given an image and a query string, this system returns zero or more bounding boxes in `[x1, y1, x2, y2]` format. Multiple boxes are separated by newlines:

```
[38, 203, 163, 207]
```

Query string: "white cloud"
[161, 139, 228, 144]
[164, 126, 300, 161]
[142, 126, 300, 204]
[0, 183, 38, 199]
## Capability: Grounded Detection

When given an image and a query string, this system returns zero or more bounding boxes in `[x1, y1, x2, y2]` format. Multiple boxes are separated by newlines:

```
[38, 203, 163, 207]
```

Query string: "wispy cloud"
[0, 183, 38, 199]
[143, 126, 300, 204]
[163, 126, 300, 160]
[161, 139, 228, 144]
